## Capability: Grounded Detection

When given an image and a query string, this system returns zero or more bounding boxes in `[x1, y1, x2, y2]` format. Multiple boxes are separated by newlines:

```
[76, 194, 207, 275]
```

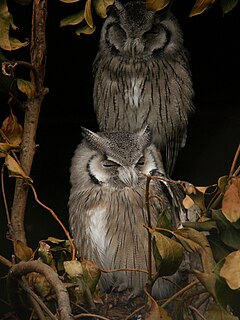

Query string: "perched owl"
[93, 0, 194, 175]
[69, 126, 186, 299]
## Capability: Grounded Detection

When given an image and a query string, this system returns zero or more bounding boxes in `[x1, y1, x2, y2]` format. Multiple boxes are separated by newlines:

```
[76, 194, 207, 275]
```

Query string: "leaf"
[59, 0, 80, 2]
[183, 185, 208, 211]
[222, 177, 240, 223]
[174, 228, 216, 273]
[60, 10, 85, 27]
[13, 240, 33, 261]
[194, 270, 216, 297]
[146, 0, 171, 11]
[81, 258, 101, 293]
[84, 0, 94, 28]
[76, 24, 96, 36]
[1, 113, 23, 145]
[5, 154, 33, 182]
[220, 0, 239, 14]
[64, 260, 83, 278]
[17, 79, 36, 98]
[9, 37, 29, 50]
[206, 304, 239, 320]
[212, 209, 240, 250]
[27, 272, 52, 298]
[145, 290, 171, 320]
[220, 250, 240, 290]
[218, 175, 229, 194]
[38, 241, 55, 266]
[190, 0, 217, 17]
[93, 0, 114, 18]
[151, 230, 184, 276]
[0, 143, 20, 157]
[0, 0, 13, 50]
[182, 220, 218, 232]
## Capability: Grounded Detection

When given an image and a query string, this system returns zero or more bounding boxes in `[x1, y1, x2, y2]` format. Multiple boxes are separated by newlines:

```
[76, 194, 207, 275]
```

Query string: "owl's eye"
[102, 160, 118, 168]
[137, 157, 145, 166]
[143, 25, 159, 39]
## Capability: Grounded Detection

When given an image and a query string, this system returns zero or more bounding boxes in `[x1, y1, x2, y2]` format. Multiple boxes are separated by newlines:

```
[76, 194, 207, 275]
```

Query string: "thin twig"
[28, 183, 76, 260]
[1, 165, 11, 225]
[229, 144, 240, 177]
[161, 279, 199, 308]
[125, 305, 145, 320]
[100, 267, 148, 274]
[189, 305, 207, 320]
[0, 254, 13, 267]
[74, 314, 111, 320]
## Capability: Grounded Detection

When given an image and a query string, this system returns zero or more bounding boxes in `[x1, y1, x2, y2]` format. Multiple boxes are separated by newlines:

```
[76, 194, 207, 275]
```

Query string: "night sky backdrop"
[0, 0, 240, 312]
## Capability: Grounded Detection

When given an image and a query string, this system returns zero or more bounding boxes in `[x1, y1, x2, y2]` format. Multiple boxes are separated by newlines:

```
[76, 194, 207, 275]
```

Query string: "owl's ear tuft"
[81, 127, 107, 152]
[138, 125, 152, 146]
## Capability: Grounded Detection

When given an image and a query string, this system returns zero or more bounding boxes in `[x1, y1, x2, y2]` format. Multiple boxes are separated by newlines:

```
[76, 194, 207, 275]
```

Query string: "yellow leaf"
[190, 0, 217, 17]
[1, 113, 23, 145]
[220, 250, 240, 290]
[5, 154, 33, 182]
[76, 24, 96, 36]
[60, 10, 85, 27]
[93, 0, 114, 18]
[17, 78, 36, 98]
[146, 0, 171, 11]
[222, 177, 240, 223]
[84, 0, 94, 28]
[13, 240, 33, 261]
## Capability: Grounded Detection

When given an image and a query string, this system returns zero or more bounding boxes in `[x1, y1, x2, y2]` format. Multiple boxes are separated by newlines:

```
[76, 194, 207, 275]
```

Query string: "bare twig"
[0, 254, 13, 267]
[29, 183, 76, 260]
[125, 305, 145, 320]
[1, 165, 11, 225]
[7, 260, 73, 320]
[74, 314, 111, 320]
[100, 267, 148, 274]
[189, 305, 207, 320]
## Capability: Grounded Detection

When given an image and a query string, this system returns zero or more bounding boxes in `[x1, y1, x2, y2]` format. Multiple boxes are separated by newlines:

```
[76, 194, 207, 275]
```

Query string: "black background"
[0, 0, 240, 313]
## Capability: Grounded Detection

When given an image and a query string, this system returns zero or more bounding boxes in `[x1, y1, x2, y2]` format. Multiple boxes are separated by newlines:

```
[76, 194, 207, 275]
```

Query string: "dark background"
[0, 0, 240, 313]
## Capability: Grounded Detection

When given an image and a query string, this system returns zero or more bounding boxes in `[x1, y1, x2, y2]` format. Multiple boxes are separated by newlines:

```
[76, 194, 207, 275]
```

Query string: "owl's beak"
[124, 38, 144, 57]
[119, 167, 138, 187]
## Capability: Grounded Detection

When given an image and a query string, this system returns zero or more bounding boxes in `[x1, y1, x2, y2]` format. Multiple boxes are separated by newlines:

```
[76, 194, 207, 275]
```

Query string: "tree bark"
[11, 0, 48, 243]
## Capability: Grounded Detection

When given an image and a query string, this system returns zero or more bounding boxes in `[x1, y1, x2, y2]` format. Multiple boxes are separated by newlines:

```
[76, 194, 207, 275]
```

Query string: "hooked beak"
[118, 166, 138, 187]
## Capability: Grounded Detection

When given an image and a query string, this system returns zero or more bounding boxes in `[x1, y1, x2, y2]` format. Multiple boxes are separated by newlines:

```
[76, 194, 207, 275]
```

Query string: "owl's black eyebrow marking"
[87, 155, 101, 185]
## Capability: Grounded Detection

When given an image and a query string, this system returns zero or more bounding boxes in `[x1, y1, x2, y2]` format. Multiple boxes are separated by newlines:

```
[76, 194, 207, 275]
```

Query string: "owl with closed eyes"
[93, 0, 194, 175]
[68, 126, 186, 299]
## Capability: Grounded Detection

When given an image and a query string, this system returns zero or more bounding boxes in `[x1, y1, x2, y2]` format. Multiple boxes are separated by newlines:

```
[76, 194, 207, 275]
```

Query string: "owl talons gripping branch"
[93, 0, 194, 175]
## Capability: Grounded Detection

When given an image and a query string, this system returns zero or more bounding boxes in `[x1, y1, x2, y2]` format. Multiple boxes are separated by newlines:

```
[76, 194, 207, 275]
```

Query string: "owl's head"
[71, 126, 165, 189]
[100, 0, 183, 59]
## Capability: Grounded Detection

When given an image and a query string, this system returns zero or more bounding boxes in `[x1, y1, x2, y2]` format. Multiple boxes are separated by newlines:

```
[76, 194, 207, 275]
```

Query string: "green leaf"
[76, 24, 96, 36]
[93, 0, 114, 18]
[220, 250, 240, 290]
[222, 177, 240, 223]
[220, 0, 239, 14]
[190, 0, 217, 17]
[17, 79, 36, 98]
[174, 228, 216, 273]
[146, 0, 171, 11]
[212, 209, 240, 250]
[9, 37, 29, 50]
[151, 230, 184, 276]
[60, 10, 85, 27]
[218, 175, 229, 194]
[84, 0, 94, 28]
[194, 270, 216, 297]
[182, 220, 218, 232]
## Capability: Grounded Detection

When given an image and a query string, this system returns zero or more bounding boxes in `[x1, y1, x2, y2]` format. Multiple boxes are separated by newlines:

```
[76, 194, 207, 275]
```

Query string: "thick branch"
[11, 0, 48, 243]
[7, 260, 73, 320]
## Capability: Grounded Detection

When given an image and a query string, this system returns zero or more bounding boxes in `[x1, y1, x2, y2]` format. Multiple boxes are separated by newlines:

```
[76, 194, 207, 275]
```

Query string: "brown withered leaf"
[13, 239, 33, 261]
[220, 250, 240, 290]
[1, 113, 23, 145]
[222, 177, 240, 223]
[5, 154, 33, 182]
[0, 142, 20, 157]
[145, 289, 171, 320]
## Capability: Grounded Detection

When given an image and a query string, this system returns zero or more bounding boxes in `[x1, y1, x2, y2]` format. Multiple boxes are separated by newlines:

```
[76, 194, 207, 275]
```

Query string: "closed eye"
[102, 160, 118, 168]
[136, 156, 145, 166]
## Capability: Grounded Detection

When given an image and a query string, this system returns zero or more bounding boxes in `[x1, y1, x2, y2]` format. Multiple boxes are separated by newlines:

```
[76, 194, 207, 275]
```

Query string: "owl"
[93, 0, 194, 175]
[68, 126, 186, 299]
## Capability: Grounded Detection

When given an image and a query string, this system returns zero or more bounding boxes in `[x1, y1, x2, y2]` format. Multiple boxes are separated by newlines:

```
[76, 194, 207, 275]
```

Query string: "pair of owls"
[69, 0, 193, 299]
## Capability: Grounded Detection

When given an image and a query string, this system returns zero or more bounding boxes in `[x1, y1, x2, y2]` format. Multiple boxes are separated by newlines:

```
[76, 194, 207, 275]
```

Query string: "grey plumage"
[68, 127, 186, 298]
[93, 0, 194, 174]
